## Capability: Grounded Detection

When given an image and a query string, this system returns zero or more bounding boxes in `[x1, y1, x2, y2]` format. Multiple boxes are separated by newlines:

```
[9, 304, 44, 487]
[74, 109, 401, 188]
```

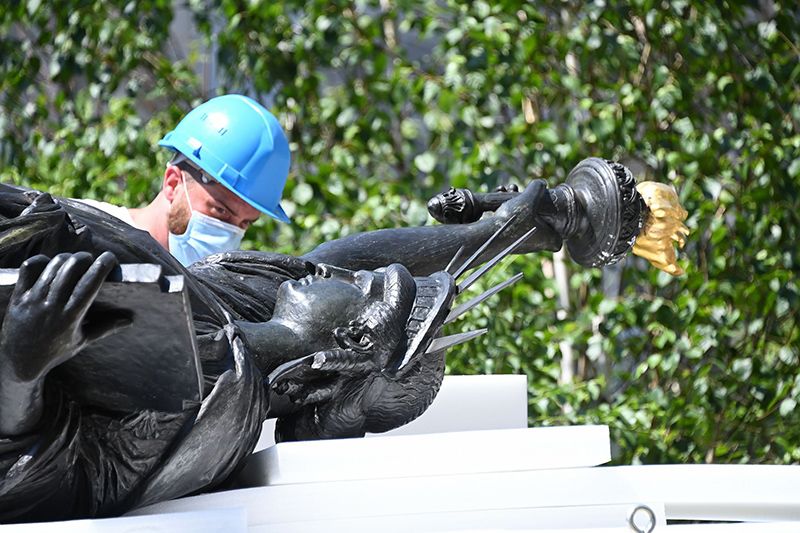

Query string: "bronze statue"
[0, 159, 688, 522]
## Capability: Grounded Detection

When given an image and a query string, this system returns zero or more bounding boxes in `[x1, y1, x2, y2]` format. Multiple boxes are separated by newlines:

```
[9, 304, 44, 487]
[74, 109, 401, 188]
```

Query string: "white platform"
[239, 502, 667, 532]
[253, 374, 528, 452]
[5, 508, 247, 532]
[370, 373, 529, 436]
[241, 425, 610, 486]
[133, 464, 800, 531]
[135, 466, 667, 530]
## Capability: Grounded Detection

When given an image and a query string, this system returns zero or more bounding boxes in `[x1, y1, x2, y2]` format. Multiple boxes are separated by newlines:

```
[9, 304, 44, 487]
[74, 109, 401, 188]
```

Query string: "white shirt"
[74, 199, 144, 230]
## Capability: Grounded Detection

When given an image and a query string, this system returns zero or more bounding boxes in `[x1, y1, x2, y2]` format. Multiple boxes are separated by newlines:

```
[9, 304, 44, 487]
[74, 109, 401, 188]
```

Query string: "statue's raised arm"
[303, 158, 685, 277]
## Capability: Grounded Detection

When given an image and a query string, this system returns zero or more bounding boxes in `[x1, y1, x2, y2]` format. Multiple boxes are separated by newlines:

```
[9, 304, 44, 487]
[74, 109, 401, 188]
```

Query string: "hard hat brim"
[212, 170, 292, 224]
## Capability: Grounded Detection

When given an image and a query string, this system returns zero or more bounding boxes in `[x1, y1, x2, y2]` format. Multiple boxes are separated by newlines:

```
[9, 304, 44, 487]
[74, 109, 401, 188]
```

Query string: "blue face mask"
[168, 177, 246, 267]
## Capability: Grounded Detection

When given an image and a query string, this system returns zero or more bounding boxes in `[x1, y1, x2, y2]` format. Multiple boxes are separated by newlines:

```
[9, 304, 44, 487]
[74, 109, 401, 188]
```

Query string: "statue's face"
[271, 264, 385, 350]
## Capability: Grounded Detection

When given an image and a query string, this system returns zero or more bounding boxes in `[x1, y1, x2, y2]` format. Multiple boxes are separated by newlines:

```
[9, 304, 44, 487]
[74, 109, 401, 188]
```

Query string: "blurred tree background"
[1, 0, 798, 465]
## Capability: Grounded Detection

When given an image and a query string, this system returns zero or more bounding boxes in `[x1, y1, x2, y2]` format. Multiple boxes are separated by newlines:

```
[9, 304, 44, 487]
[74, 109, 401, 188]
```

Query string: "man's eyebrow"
[217, 197, 258, 225]
[213, 197, 236, 216]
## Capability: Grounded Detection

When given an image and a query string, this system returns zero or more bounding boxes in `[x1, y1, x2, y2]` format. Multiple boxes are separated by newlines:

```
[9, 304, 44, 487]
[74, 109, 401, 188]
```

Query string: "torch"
[427, 158, 689, 275]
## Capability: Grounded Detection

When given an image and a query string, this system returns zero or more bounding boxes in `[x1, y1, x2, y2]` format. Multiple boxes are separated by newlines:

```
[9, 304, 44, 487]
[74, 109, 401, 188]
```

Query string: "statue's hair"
[271, 263, 457, 442]
[344, 264, 416, 369]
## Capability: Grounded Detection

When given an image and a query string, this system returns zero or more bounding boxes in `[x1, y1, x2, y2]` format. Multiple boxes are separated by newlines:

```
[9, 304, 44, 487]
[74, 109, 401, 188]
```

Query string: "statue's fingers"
[644, 198, 671, 212]
[303, 386, 335, 405]
[28, 253, 71, 301]
[47, 252, 94, 306]
[65, 252, 118, 318]
[646, 193, 685, 210]
[11, 255, 50, 302]
[645, 215, 689, 235]
[641, 225, 674, 240]
[522, 179, 547, 207]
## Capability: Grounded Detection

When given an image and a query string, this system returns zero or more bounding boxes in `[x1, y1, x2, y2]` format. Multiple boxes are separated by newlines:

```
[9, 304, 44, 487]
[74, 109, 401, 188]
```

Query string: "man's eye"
[212, 205, 229, 217]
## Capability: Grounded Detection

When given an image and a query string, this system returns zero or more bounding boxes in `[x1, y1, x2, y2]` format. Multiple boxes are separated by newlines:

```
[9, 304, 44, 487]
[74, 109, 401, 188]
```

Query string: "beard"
[167, 193, 191, 235]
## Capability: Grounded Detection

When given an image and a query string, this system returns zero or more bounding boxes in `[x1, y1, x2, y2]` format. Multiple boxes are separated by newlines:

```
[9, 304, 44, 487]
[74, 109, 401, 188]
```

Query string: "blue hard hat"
[159, 94, 291, 223]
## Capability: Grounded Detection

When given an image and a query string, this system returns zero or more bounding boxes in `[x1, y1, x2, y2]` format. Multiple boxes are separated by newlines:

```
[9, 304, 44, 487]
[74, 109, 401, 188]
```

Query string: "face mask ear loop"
[181, 171, 195, 215]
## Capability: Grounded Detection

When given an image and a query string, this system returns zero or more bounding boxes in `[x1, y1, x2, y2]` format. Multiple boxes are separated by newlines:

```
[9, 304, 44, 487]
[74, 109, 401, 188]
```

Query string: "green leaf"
[414, 152, 437, 173]
[27, 0, 42, 15]
[779, 398, 796, 418]
[292, 183, 314, 206]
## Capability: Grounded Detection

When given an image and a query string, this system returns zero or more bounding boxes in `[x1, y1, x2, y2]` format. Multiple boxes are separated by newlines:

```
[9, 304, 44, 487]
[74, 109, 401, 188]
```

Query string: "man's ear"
[162, 165, 184, 202]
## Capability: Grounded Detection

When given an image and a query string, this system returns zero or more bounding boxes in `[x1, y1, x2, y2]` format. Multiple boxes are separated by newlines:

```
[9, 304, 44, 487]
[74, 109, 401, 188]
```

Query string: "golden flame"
[632, 182, 690, 276]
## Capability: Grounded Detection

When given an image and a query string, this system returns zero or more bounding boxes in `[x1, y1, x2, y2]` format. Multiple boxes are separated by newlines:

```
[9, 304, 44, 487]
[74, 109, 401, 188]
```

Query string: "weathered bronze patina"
[0, 158, 686, 522]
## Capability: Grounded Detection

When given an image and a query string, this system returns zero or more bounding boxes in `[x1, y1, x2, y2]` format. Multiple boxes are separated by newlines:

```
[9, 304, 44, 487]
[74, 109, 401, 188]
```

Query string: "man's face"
[168, 168, 261, 235]
[271, 265, 385, 350]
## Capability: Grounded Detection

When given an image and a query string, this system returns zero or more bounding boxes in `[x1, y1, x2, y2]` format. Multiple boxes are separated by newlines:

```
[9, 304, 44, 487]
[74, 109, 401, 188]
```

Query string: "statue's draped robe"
[0, 185, 312, 522]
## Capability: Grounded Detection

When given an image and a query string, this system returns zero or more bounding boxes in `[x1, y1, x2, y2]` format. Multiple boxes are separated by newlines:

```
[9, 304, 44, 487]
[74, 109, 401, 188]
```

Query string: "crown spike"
[452, 215, 518, 280]
[457, 226, 537, 294]
[424, 329, 488, 355]
[445, 272, 523, 324]
[445, 245, 466, 275]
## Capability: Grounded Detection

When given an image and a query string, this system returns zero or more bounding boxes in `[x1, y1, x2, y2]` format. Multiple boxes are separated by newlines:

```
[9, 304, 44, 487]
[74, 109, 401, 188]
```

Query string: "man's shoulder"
[74, 198, 138, 228]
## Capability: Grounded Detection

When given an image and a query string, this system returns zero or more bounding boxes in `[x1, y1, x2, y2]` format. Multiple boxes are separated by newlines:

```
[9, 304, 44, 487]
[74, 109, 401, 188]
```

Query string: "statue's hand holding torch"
[427, 158, 690, 276]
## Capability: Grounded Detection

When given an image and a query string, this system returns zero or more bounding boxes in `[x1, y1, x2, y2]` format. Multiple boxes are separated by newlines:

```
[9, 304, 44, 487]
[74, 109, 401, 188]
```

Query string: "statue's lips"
[279, 275, 314, 295]
[275, 279, 297, 302]
[296, 275, 314, 286]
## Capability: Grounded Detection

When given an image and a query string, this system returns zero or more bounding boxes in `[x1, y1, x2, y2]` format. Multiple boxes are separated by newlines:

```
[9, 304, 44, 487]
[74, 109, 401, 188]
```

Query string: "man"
[79, 94, 291, 266]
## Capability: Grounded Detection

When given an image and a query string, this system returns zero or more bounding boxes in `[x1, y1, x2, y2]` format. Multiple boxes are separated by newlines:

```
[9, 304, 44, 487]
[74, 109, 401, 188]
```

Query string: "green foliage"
[1, 1, 798, 465]
[0, 0, 198, 203]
